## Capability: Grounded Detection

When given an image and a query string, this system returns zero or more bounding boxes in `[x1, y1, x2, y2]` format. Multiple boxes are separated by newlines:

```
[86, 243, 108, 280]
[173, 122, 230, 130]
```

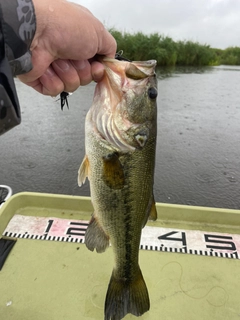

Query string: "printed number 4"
[158, 231, 187, 246]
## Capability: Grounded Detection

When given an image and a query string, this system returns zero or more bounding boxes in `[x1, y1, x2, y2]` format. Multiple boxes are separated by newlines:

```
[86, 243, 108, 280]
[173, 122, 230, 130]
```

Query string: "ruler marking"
[2, 214, 240, 260]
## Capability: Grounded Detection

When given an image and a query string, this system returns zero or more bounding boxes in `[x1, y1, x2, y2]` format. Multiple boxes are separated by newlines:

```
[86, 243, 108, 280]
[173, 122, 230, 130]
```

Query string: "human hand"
[17, 0, 116, 96]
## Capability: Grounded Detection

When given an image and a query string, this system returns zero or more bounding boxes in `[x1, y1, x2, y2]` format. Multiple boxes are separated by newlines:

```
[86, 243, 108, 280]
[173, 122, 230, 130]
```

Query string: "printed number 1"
[45, 219, 54, 233]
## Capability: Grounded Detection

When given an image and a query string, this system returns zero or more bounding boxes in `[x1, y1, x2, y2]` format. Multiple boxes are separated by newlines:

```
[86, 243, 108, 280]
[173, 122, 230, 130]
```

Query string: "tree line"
[110, 29, 240, 66]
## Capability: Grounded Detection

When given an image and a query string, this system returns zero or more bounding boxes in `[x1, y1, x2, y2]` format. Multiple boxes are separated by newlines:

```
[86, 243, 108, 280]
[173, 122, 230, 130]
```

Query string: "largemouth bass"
[78, 58, 158, 320]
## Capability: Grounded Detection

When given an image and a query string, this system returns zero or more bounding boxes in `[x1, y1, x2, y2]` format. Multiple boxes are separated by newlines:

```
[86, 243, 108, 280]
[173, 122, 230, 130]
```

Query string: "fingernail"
[72, 60, 88, 70]
[55, 59, 70, 71]
[44, 67, 55, 78]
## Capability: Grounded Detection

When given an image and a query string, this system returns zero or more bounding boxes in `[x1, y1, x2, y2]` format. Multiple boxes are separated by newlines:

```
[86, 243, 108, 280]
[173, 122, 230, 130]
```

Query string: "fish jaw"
[103, 58, 157, 78]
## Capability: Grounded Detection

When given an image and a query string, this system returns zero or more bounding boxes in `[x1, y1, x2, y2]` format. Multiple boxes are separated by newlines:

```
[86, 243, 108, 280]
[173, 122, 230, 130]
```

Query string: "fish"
[78, 58, 158, 320]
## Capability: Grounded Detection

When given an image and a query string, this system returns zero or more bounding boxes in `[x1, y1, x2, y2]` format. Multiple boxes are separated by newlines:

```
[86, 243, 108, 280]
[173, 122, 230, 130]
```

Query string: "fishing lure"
[59, 91, 70, 110]
[115, 50, 132, 62]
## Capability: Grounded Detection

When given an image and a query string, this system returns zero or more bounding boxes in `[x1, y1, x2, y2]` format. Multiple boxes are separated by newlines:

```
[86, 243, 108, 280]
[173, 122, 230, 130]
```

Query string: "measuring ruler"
[2, 215, 240, 260]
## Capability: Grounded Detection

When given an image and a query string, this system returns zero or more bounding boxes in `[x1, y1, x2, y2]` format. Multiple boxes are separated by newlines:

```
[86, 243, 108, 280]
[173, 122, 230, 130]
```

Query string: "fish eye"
[148, 87, 158, 99]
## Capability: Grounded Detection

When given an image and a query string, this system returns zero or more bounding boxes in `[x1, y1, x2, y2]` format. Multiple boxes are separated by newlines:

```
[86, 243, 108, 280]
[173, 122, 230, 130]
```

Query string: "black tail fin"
[104, 266, 150, 320]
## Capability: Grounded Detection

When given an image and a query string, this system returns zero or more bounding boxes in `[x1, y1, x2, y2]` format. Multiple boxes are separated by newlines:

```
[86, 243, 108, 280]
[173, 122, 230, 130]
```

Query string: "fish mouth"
[103, 58, 157, 78]
[100, 58, 156, 103]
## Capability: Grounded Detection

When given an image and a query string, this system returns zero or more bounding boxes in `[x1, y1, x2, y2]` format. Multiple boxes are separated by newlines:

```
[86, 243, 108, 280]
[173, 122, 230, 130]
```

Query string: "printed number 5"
[204, 234, 236, 251]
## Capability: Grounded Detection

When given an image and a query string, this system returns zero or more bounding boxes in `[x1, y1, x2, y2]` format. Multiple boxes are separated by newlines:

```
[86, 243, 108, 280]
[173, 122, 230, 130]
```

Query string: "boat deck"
[0, 192, 239, 319]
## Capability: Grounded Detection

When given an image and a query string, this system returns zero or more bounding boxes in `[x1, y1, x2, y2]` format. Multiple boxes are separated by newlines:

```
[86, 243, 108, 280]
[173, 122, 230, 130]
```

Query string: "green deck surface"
[0, 192, 240, 320]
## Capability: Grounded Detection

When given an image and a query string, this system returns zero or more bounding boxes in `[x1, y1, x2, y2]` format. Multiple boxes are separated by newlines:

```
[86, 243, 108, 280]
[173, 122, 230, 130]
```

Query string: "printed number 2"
[158, 231, 187, 246]
[66, 222, 88, 236]
[204, 234, 236, 251]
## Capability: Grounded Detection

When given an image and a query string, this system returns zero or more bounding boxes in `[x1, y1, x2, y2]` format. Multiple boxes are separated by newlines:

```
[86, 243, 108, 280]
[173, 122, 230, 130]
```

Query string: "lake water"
[0, 65, 240, 209]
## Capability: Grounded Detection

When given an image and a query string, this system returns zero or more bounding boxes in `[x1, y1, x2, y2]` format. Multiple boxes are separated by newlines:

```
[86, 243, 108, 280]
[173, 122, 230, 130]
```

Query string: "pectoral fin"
[78, 155, 90, 186]
[102, 152, 125, 189]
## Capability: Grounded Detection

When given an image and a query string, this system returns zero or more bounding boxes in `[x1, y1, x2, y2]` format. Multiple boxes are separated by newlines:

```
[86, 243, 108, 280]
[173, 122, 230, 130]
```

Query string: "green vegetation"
[109, 29, 240, 66]
[218, 47, 240, 65]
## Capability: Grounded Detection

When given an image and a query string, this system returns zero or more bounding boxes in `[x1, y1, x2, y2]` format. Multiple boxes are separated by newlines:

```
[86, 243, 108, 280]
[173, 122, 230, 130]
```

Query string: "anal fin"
[149, 196, 157, 221]
[142, 194, 157, 228]
[85, 214, 109, 253]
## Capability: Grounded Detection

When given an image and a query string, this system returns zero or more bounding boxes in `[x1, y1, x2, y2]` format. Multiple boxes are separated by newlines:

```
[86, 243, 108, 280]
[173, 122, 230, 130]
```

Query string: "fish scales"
[91, 142, 155, 274]
[78, 58, 158, 320]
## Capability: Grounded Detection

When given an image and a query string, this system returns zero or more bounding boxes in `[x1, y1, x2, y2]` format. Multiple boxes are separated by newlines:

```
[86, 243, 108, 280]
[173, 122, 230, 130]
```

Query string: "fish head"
[89, 59, 158, 151]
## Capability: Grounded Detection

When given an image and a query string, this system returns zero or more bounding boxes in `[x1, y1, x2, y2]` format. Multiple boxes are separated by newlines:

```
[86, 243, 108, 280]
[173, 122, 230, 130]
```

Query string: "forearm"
[0, 0, 36, 135]
[0, 0, 116, 135]
[0, 0, 36, 75]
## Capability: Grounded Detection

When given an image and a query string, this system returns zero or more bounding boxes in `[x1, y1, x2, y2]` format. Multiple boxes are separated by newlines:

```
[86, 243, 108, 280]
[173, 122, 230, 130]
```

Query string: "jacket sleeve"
[0, 0, 36, 135]
[0, 0, 36, 76]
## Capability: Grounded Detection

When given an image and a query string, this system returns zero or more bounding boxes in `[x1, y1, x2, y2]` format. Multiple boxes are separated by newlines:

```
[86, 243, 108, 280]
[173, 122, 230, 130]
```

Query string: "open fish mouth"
[103, 58, 157, 78]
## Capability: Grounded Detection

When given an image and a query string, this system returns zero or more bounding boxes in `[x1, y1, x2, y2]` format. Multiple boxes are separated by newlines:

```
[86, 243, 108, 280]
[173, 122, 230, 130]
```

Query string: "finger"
[96, 28, 117, 58]
[71, 60, 93, 86]
[17, 68, 63, 96]
[22, 78, 44, 94]
[18, 50, 53, 84]
[51, 59, 80, 92]
[91, 61, 105, 82]
[39, 66, 64, 96]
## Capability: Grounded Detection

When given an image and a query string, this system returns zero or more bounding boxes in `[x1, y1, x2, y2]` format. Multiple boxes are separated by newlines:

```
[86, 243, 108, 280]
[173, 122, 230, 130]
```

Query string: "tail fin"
[104, 266, 150, 320]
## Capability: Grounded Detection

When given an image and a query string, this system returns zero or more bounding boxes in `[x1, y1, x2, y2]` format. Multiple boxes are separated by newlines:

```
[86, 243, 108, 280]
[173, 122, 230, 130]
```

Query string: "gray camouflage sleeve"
[0, 0, 36, 76]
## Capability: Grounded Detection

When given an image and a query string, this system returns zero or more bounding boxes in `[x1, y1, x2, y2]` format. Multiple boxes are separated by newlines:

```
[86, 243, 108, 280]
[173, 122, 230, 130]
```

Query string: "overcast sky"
[72, 0, 240, 49]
